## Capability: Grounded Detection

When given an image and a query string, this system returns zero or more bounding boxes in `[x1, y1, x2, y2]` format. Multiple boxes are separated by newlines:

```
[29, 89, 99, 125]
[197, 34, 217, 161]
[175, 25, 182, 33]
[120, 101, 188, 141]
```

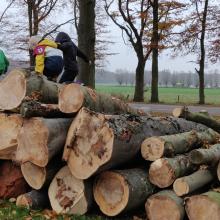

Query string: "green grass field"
[96, 85, 220, 105]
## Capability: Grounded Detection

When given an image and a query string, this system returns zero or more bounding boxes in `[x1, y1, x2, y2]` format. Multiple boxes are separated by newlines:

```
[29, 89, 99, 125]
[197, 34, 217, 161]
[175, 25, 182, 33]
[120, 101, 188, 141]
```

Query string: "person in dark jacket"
[55, 32, 90, 83]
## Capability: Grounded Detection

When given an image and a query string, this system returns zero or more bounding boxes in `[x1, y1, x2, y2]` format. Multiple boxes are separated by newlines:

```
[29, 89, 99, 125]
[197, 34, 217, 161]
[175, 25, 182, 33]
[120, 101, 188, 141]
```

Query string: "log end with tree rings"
[146, 191, 184, 220]
[93, 171, 129, 216]
[149, 159, 175, 188]
[16, 194, 32, 208]
[185, 193, 220, 220]
[141, 137, 166, 161]
[0, 69, 26, 110]
[58, 83, 84, 113]
[172, 107, 184, 118]
[21, 162, 46, 190]
[173, 178, 189, 196]
[48, 166, 91, 215]
[63, 108, 114, 179]
[16, 118, 49, 167]
[0, 113, 23, 159]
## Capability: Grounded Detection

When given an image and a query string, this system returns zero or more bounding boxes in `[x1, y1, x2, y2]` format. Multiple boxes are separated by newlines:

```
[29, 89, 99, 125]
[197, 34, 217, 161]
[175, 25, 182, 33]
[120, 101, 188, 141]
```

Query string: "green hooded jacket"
[0, 50, 9, 74]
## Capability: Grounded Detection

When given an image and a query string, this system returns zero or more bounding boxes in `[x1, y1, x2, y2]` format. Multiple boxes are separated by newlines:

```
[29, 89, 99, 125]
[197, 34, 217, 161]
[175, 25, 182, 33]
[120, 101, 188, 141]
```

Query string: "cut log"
[48, 166, 93, 215]
[0, 113, 23, 160]
[63, 107, 207, 179]
[58, 83, 143, 114]
[189, 144, 220, 165]
[93, 169, 154, 216]
[141, 128, 219, 161]
[16, 190, 49, 209]
[20, 101, 73, 118]
[146, 190, 185, 220]
[0, 161, 29, 199]
[217, 160, 220, 181]
[149, 155, 196, 188]
[0, 69, 61, 111]
[173, 169, 214, 196]
[16, 117, 72, 167]
[21, 156, 64, 190]
[173, 106, 220, 133]
[185, 191, 220, 220]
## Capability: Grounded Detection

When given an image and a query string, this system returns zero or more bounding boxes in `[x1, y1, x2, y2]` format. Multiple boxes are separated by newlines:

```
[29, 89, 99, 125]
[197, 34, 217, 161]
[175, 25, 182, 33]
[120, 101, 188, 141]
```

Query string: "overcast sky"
[0, 0, 219, 73]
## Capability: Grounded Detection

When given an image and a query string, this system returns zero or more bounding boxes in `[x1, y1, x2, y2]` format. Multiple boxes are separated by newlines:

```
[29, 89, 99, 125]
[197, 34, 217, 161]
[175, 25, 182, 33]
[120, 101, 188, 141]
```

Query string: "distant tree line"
[109, 68, 220, 88]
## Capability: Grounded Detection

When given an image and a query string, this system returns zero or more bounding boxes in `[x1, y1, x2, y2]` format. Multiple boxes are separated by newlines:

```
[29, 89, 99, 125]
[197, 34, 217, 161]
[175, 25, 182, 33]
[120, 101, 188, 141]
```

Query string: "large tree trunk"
[93, 169, 154, 216]
[173, 106, 220, 133]
[16, 117, 72, 167]
[16, 190, 49, 209]
[63, 107, 207, 180]
[21, 156, 64, 190]
[146, 190, 185, 220]
[0, 113, 23, 160]
[141, 129, 219, 161]
[173, 169, 214, 196]
[134, 56, 145, 102]
[78, 0, 96, 88]
[0, 161, 29, 199]
[197, 0, 209, 104]
[0, 69, 61, 111]
[58, 83, 142, 115]
[150, 0, 159, 103]
[20, 101, 73, 118]
[189, 144, 220, 165]
[149, 155, 197, 188]
[185, 191, 220, 220]
[48, 166, 93, 215]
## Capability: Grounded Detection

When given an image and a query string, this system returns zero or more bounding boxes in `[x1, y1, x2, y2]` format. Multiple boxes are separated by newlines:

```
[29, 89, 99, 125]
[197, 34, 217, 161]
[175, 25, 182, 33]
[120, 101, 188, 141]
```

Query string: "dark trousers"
[58, 70, 78, 83]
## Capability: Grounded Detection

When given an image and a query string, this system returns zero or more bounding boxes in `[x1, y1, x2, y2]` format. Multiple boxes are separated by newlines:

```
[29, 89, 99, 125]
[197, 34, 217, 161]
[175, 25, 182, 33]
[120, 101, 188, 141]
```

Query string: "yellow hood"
[38, 39, 58, 48]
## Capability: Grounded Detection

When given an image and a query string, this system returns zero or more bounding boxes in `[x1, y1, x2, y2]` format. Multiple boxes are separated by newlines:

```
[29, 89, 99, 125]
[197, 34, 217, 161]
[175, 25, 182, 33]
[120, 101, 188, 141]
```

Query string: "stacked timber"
[1, 69, 220, 219]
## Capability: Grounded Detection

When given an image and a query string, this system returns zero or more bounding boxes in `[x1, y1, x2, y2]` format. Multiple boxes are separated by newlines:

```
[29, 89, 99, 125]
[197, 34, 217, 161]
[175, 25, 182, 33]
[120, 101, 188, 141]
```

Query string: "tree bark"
[0, 69, 61, 111]
[141, 129, 219, 161]
[146, 190, 185, 220]
[48, 166, 93, 215]
[197, 0, 209, 104]
[0, 113, 23, 160]
[134, 56, 145, 102]
[189, 144, 220, 165]
[173, 106, 220, 133]
[150, 0, 159, 103]
[63, 107, 207, 179]
[16, 190, 49, 209]
[149, 155, 197, 188]
[58, 83, 143, 115]
[185, 191, 220, 220]
[173, 169, 214, 196]
[16, 117, 72, 167]
[20, 101, 73, 118]
[0, 161, 29, 199]
[78, 0, 96, 88]
[93, 169, 154, 216]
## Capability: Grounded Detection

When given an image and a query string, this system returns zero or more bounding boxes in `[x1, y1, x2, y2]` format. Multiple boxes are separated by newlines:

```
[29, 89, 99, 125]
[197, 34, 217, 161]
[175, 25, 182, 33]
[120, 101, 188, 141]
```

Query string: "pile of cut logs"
[0, 69, 220, 220]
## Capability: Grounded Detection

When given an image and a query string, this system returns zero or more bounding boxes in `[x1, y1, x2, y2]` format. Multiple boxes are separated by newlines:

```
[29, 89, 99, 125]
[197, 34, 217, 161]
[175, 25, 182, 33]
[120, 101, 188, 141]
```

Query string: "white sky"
[0, 0, 219, 73]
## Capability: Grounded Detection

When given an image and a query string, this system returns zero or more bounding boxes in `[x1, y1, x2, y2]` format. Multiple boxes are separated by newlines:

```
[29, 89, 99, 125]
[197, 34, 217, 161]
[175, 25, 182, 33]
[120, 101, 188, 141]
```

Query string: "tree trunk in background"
[151, 0, 159, 103]
[134, 54, 146, 102]
[197, 0, 209, 104]
[78, 0, 96, 88]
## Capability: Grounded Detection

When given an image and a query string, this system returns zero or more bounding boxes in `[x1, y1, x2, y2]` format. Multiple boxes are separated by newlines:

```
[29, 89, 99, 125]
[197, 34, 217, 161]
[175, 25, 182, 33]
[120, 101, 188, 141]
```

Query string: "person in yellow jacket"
[29, 35, 63, 80]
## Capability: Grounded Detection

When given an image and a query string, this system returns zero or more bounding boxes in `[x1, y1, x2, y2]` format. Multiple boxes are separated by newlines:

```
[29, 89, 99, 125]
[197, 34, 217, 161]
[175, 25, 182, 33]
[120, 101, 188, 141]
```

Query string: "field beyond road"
[96, 85, 220, 105]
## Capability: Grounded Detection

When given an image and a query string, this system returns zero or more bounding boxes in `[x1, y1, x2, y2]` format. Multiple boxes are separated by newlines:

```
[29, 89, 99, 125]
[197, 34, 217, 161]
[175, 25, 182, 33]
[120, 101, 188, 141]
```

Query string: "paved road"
[129, 103, 220, 116]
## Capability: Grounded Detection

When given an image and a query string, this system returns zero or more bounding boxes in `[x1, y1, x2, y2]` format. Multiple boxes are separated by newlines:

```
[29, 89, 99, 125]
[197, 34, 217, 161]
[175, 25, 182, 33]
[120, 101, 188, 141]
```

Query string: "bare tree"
[0, 0, 15, 23]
